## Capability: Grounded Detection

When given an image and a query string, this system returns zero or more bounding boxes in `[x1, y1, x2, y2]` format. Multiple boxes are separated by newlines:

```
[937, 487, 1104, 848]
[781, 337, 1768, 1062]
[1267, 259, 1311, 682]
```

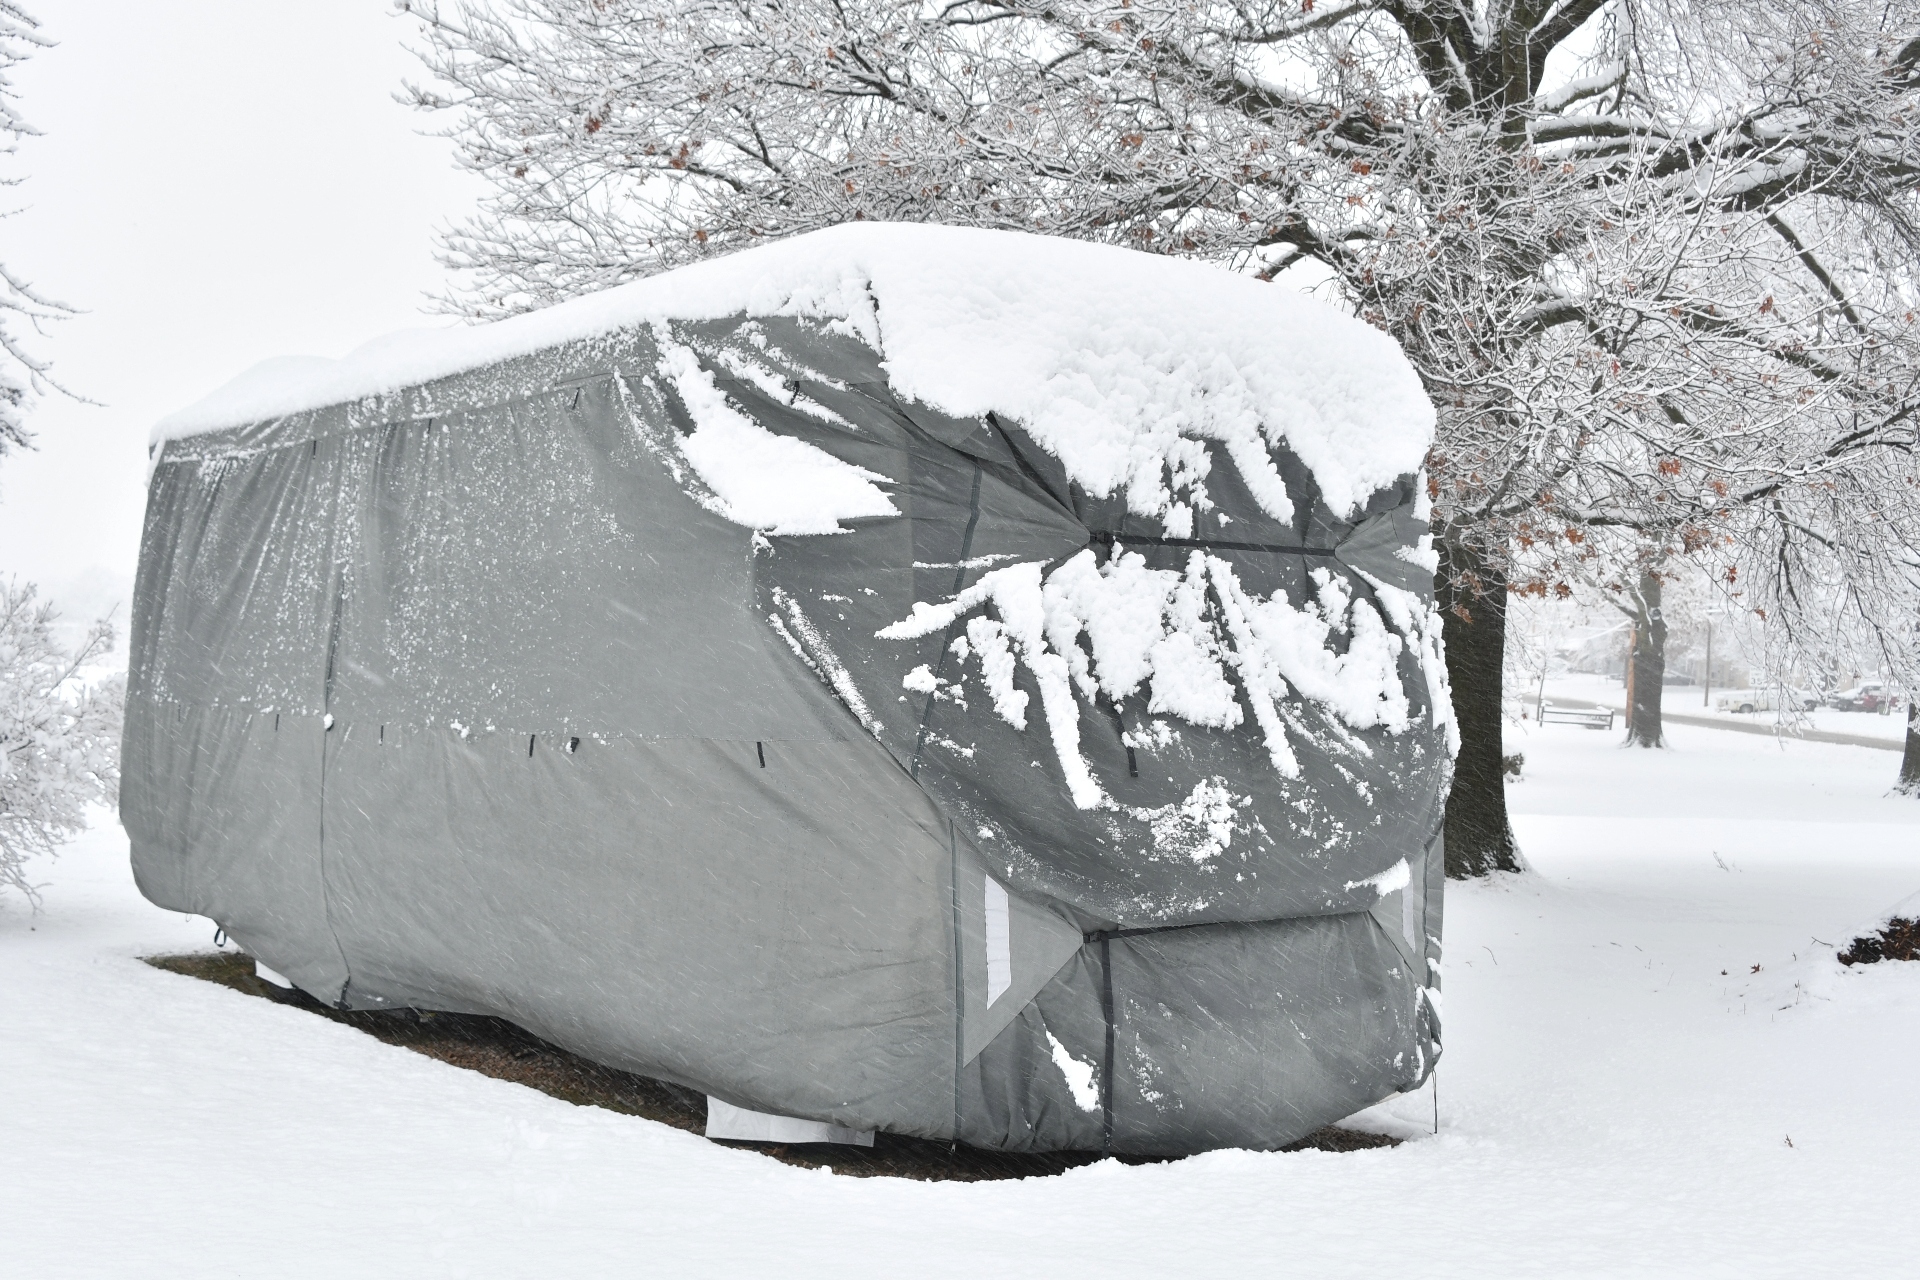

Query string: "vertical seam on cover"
[315, 493, 356, 1007]
[949, 818, 965, 1145]
[910, 460, 983, 780]
[1100, 932, 1115, 1157]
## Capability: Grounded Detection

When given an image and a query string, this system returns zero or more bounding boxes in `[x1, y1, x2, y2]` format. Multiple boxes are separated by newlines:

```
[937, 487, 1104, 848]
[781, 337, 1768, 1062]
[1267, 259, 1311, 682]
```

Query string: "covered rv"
[124, 224, 1451, 1155]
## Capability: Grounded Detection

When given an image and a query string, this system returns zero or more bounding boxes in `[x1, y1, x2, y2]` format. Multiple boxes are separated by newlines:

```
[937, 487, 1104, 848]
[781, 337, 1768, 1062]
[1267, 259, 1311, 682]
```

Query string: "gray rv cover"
[125, 225, 1451, 1155]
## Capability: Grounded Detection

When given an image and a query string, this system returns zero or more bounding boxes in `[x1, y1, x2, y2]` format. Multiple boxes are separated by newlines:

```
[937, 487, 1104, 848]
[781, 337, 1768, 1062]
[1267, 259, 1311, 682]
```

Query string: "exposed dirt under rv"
[144, 950, 1397, 1180]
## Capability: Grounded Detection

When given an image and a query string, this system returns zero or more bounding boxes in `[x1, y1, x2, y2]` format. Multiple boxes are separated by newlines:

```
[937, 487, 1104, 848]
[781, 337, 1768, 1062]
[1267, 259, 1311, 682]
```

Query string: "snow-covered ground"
[1538, 670, 1910, 743]
[5, 722, 1917, 1278]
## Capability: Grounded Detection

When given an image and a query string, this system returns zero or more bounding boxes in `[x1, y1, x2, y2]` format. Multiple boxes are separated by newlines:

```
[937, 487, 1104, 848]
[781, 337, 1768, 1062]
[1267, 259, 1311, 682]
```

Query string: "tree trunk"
[1899, 702, 1920, 795]
[1625, 567, 1667, 748]
[1438, 540, 1522, 878]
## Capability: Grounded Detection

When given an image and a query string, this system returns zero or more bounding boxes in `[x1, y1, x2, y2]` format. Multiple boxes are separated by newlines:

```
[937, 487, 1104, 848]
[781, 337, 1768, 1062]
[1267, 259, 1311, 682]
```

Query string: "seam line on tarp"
[315, 571, 356, 1007]
[985, 412, 1072, 513]
[1084, 923, 1197, 943]
[949, 818, 964, 1146]
[1095, 692, 1140, 779]
[1086, 530, 1337, 557]
[154, 376, 600, 468]
[909, 460, 984, 780]
[1099, 933, 1115, 1157]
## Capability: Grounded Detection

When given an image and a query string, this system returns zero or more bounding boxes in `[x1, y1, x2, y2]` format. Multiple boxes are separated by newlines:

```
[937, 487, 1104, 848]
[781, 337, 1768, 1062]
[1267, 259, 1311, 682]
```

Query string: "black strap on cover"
[1099, 932, 1115, 1157]
[1086, 529, 1336, 557]
[909, 461, 985, 780]
[949, 819, 965, 1147]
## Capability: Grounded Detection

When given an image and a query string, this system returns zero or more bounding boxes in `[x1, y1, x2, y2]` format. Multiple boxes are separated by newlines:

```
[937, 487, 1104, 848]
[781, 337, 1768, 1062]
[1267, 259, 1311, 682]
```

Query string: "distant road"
[1540, 695, 1905, 753]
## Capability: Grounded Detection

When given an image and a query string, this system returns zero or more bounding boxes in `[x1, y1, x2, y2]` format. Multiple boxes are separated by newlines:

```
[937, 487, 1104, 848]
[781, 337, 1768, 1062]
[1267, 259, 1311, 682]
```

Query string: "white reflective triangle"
[955, 841, 1085, 1065]
[985, 876, 1012, 1005]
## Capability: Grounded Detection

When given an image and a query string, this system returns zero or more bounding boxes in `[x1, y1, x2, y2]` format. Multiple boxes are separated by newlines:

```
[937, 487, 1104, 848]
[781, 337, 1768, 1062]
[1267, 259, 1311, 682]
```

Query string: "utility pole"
[1700, 607, 1729, 708]
[1703, 617, 1713, 708]
[1530, 613, 1559, 723]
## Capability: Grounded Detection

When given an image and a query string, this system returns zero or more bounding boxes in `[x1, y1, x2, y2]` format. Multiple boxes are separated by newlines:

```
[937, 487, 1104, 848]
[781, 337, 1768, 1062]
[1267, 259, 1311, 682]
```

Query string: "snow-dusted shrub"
[0, 581, 121, 904]
[1838, 918, 1920, 966]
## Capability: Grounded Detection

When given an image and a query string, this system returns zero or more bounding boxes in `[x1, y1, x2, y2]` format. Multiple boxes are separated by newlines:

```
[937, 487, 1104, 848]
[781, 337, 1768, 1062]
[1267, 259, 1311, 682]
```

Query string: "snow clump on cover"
[1045, 1030, 1101, 1112]
[880, 550, 1421, 807]
[154, 223, 1432, 525]
[652, 327, 897, 534]
[1345, 857, 1412, 896]
[1137, 779, 1240, 864]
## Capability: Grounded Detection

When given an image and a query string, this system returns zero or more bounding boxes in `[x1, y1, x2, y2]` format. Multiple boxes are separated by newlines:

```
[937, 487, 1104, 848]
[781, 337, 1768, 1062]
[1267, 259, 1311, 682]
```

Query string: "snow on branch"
[0, 3, 76, 458]
[401, 0, 1920, 686]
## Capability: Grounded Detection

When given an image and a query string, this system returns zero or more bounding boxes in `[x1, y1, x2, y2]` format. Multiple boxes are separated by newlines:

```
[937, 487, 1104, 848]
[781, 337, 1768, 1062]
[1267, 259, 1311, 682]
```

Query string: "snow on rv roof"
[154, 223, 1433, 518]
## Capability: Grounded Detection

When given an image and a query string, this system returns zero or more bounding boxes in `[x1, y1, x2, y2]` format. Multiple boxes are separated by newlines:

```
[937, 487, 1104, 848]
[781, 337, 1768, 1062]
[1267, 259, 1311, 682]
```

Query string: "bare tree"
[403, 0, 1920, 861]
[0, 3, 72, 461]
[1901, 703, 1920, 792]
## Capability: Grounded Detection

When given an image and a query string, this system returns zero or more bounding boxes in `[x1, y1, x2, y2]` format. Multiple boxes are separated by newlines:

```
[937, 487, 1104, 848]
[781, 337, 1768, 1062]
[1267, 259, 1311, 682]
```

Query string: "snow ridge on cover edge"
[152, 223, 1434, 521]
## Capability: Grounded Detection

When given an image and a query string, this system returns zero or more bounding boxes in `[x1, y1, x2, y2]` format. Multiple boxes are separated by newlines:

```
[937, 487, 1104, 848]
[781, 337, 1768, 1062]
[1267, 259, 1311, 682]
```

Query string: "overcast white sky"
[0, 0, 482, 616]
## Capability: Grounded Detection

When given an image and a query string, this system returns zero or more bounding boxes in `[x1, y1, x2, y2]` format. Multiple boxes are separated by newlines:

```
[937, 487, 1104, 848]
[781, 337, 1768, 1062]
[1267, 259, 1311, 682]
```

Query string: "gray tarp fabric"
[126, 308, 1447, 1156]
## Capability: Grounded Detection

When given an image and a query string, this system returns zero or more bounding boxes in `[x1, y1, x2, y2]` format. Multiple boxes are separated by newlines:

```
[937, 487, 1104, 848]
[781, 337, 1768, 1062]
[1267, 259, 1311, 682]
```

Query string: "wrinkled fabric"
[125, 315, 1446, 1153]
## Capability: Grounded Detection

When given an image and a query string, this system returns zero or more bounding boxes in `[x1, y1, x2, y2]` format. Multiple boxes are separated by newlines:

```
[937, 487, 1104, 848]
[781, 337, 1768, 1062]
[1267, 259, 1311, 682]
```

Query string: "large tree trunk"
[1438, 540, 1522, 878]
[1624, 567, 1667, 748]
[1899, 702, 1920, 795]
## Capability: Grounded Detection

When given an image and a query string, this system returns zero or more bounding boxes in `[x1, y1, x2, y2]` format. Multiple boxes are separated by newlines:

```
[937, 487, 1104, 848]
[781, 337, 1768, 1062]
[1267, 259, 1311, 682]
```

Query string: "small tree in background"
[0, 7, 117, 904]
[0, 583, 121, 905]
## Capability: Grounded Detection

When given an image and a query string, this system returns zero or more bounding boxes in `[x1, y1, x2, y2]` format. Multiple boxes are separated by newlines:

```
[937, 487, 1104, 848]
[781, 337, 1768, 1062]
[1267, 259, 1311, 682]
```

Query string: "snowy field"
[5, 721, 1918, 1279]
[1539, 670, 1910, 743]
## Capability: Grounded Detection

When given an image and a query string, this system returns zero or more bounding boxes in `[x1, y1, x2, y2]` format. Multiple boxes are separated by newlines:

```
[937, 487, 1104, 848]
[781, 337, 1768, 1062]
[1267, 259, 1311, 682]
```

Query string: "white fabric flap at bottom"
[704, 1097, 875, 1146]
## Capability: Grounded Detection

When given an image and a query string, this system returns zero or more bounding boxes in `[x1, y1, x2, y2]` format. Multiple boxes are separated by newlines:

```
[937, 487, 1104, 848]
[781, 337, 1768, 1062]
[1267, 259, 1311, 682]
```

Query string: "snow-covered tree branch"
[0, 2, 74, 461]
[402, 0, 1920, 869]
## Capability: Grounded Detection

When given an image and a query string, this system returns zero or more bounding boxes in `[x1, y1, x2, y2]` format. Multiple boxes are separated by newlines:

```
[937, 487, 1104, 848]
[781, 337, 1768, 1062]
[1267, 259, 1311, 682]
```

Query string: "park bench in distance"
[1538, 704, 1616, 730]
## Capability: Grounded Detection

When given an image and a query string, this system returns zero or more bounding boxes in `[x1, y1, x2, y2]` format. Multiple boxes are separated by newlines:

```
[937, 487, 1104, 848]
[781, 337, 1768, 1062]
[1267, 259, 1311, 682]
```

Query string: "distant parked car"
[1716, 687, 1821, 714]
[1827, 682, 1904, 713]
